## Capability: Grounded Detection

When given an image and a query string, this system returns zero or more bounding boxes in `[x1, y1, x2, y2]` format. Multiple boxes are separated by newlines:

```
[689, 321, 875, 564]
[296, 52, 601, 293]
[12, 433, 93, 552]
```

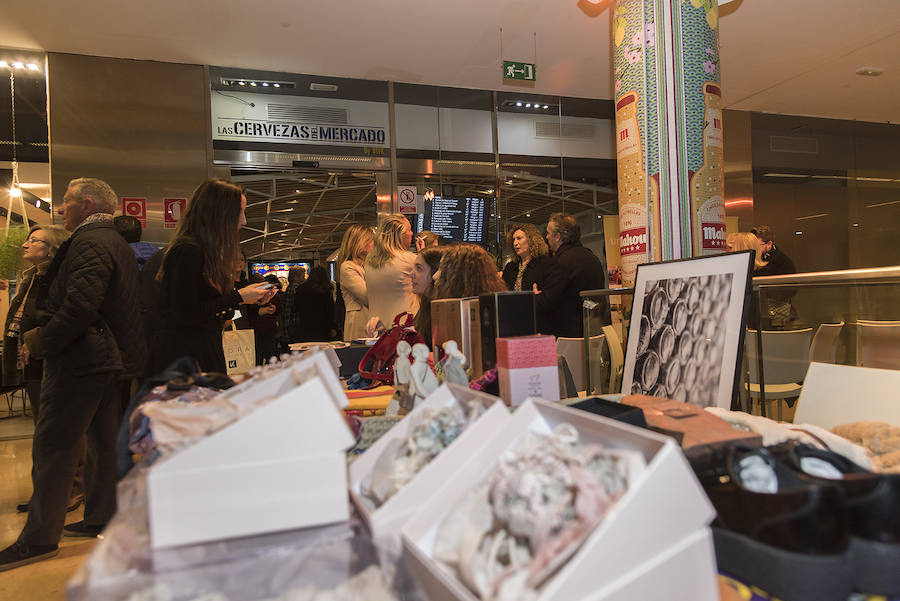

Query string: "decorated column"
[613, 0, 726, 286]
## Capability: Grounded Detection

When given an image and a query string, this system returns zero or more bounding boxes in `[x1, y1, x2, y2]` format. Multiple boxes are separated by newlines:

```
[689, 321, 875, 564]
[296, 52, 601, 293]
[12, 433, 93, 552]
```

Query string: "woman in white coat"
[365, 214, 418, 333]
[336, 224, 374, 341]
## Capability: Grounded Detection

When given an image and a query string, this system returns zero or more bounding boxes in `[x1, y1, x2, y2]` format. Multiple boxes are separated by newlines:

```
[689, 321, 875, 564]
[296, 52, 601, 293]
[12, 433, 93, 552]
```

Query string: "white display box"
[147, 373, 355, 550]
[498, 365, 560, 406]
[401, 399, 716, 601]
[222, 351, 348, 411]
[349, 383, 509, 560]
[794, 362, 900, 429]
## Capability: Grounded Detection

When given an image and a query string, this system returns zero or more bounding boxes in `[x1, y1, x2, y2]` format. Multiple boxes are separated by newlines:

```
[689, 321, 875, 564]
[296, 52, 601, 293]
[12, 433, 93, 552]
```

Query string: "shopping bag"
[222, 322, 255, 375]
[358, 312, 424, 385]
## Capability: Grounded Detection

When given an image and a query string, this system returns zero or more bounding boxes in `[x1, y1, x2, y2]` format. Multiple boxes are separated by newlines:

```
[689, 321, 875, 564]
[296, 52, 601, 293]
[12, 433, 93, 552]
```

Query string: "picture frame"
[621, 251, 754, 409]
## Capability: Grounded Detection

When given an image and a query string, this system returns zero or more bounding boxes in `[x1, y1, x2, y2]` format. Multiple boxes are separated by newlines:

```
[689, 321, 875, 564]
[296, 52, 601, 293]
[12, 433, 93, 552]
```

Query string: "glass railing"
[580, 265, 900, 419]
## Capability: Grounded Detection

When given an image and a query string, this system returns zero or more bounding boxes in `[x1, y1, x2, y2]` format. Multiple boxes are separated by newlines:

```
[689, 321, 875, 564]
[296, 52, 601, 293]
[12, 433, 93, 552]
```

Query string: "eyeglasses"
[24, 237, 49, 246]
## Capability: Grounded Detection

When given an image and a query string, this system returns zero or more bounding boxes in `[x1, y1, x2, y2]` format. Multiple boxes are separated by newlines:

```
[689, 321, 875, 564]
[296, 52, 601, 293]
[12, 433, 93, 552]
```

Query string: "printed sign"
[122, 197, 147, 227]
[503, 60, 536, 82]
[215, 118, 387, 147]
[164, 198, 186, 230]
[397, 186, 418, 214]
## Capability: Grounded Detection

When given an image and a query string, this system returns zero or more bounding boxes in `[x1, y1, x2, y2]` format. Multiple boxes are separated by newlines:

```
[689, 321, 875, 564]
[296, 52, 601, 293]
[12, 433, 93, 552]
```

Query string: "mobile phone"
[259, 282, 276, 290]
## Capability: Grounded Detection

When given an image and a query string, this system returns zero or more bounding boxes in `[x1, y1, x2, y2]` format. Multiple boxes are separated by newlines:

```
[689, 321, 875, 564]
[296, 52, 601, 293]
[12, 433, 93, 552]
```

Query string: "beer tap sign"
[613, 0, 727, 285]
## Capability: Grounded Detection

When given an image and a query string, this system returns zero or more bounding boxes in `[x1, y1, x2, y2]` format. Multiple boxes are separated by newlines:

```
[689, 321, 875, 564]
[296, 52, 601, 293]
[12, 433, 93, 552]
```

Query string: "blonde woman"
[336, 224, 374, 341]
[726, 232, 767, 270]
[365, 214, 418, 335]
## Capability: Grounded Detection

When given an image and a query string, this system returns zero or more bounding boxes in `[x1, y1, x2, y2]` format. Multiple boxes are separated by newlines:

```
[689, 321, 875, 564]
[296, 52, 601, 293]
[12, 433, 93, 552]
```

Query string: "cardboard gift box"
[401, 399, 718, 601]
[431, 297, 483, 379]
[349, 383, 508, 560]
[147, 352, 354, 549]
[496, 334, 560, 405]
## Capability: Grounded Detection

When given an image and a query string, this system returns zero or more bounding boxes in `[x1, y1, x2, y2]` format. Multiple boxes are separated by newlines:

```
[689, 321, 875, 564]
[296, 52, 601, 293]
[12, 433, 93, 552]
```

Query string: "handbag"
[358, 312, 424, 385]
[222, 322, 256, 375]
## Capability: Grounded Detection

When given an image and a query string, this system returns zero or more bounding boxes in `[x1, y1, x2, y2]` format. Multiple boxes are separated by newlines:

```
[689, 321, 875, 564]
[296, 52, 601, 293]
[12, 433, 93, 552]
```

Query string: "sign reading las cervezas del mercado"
[215, 118, 387, 146]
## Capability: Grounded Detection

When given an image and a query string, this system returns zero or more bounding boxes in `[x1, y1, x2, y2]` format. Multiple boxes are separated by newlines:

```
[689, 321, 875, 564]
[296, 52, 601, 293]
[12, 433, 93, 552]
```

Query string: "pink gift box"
[496, 335, 557, 369]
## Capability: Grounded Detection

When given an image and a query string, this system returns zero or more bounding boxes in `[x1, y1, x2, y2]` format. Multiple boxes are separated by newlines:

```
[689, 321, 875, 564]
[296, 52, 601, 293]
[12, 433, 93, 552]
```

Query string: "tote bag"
[222, 322, 256, 375]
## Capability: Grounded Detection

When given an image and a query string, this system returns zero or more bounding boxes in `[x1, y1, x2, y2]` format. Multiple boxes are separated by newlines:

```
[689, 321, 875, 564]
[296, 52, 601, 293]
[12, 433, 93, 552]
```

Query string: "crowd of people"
[0, 171, 791, 572]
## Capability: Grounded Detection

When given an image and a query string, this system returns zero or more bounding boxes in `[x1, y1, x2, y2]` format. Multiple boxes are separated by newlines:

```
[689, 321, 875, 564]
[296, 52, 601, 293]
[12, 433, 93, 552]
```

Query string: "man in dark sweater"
[751, 225, 796, 276]
[535, 213, 609, 338]
[0, 178, 145, 571]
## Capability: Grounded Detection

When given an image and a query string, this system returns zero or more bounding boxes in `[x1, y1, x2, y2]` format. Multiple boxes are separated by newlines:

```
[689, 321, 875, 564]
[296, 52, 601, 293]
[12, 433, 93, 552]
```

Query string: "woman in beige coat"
[337, 224, 374, 341]
[365, 214, 418, 334]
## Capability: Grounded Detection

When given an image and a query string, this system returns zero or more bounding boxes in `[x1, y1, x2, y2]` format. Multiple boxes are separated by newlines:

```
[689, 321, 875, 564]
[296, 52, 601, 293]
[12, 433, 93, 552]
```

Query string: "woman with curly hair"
[365, 213, 418, 331]
[432, 243, 507, 300]
[501, 224, 550, 292]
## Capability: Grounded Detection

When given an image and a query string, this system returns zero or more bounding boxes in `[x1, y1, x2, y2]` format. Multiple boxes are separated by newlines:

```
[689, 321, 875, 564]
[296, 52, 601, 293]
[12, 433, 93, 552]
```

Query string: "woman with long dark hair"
[411, 247, 444, 348]
[294, 266, 336, 341]
[147, 179, 274, 374]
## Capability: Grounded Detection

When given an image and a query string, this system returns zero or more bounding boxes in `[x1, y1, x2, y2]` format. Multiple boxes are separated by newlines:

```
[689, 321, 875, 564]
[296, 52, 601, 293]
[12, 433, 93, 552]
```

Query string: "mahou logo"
[701, 222, 726, 249]
[619, 228, 648, 256]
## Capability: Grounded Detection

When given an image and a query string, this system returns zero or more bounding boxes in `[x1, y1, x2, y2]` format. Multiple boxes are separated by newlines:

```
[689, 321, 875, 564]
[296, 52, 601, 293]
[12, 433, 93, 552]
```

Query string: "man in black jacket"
[751, 225, 796, 276]
[535, 213, 609, 338]
[0, 178, 146, 571]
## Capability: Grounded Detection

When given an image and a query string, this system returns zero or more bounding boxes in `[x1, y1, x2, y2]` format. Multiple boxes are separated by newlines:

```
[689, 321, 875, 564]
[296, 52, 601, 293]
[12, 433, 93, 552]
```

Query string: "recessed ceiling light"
[12, 62, 24, 69]
[273, 83, 280, 87]
[238, 81, 246, 86]
[0, 61, 7, 68]
[516, 101, 523, 107]
[852, 222, 859, 227]
[26, 63, 39, 71]
[525, 103, 532, 108]
[543, 105, 549, 109]
[856, 66, 885, 77]
[249, 82, 257, 86]
[262, 82, 269, 87]
[795, 231, 803, 235]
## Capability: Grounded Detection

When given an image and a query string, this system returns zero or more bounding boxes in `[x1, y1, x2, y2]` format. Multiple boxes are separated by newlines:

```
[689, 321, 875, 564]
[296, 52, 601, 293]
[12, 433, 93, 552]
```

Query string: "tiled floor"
[0, 415, 97, 601]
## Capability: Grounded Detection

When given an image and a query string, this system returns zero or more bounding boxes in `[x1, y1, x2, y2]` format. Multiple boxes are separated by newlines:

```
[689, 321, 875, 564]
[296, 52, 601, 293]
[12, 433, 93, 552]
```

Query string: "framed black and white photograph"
[622, 251, 754, 409]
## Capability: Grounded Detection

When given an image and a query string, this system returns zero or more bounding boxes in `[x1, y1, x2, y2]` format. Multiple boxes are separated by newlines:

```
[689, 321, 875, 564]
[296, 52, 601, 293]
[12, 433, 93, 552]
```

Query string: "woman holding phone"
[147, 179, 274, 374]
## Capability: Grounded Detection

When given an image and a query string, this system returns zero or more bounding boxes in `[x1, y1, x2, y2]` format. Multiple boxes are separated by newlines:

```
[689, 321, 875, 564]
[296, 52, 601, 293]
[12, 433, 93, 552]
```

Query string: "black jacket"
[147, 240, 243, 375]
[536, 242, 608, 338]
[756, 246, 796, 276]
[501, 255, 549, 292]
[26, 221, 146, 378]
[294, 281, 335, 342]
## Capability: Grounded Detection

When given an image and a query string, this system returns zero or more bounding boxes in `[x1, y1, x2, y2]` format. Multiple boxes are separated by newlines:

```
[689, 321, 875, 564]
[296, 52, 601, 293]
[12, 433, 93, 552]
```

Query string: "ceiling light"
[35, 200, 41, 207]
[526, 212, 531, 217]
[295, 189, 300, 193]
[763, 173, 809, 178]
[310, 82, 339, 92]
[856, 66, 885, 77]
[9, 187, 22, 198]
[262, 82, 269, 87]
[525, 103, 532, 108]
[516, 101, 523, 107]
[238, 81, 246, 85]
[852, 223, 859, 227]
[249, 82, 257, 86]
[0, 61, 7, 68]
[866, 200, 900, 208]
[795, 231, 803, 235]
[543, 105, 549, 109]
[273, 83, 280, 88]
[857, 177, 892, 182]
[12, 62, 23, 69]
[26, 63, 39, 71]
[795, 213, 829, 221]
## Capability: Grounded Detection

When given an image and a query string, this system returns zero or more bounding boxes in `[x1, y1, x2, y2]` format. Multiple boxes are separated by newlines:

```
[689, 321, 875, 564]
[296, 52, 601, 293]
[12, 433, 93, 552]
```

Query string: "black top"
[147, 240, 242, 374]
[501, 255, 549, 292]
[28, 221, 146, 378]
[2, 267, 46, 385]
[293, 281, 335, 342]
[536, 242, 608, 338]
[756, 246, 796, 276]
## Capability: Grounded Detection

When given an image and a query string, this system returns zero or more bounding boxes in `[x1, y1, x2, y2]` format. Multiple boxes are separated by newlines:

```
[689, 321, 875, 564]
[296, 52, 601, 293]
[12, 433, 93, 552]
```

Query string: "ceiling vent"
[770, 135, 818, 154]
[535, 121, 596, 140]
[266, 104, 349, 124]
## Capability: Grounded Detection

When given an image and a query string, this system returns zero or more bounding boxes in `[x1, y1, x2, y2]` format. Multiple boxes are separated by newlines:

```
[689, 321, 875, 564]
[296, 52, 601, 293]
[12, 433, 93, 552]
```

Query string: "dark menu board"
[413, 196, 491, 245]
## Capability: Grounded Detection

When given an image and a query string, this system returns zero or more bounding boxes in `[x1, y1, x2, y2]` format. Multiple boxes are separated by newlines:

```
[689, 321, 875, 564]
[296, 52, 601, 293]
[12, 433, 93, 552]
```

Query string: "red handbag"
[358, 312, 425, 385]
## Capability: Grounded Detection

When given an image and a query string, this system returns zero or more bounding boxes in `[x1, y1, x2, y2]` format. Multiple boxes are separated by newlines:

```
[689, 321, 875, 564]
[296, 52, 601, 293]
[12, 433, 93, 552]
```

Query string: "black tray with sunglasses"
[569, 397, 648, 429]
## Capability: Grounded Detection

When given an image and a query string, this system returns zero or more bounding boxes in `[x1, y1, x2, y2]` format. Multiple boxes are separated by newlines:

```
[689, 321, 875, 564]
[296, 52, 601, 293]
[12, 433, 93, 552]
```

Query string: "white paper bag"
[223, 323, 255, 375]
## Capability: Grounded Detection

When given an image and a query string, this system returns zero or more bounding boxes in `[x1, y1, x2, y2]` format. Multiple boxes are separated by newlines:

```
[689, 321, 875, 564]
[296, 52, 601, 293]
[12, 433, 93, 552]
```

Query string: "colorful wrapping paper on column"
[613, 0, 726, 286]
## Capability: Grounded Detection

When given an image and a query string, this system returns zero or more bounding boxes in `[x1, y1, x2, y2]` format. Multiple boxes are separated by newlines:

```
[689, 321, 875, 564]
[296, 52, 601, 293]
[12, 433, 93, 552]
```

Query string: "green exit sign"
[503, 61, 536, 82]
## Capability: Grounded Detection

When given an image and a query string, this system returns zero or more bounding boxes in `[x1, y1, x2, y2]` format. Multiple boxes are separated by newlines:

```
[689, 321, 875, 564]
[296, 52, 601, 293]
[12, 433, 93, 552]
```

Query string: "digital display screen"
[251, 262, 311, 286]
[413, 196, 491, 245]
